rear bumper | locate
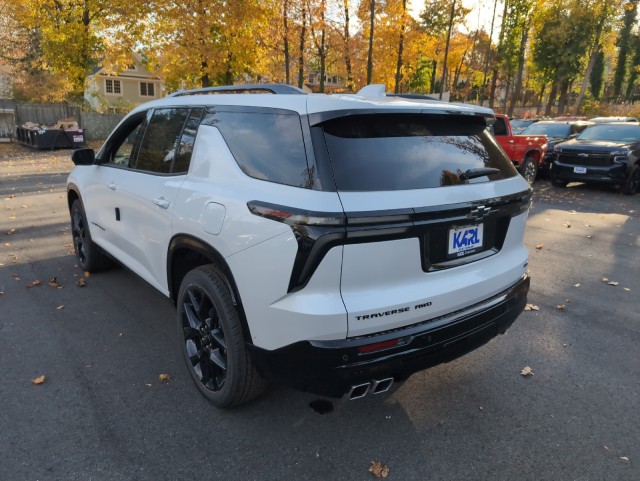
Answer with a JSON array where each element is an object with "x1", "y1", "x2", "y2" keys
[{"x1": 249, "y1": 273, "x2": 530, "y2": 398}]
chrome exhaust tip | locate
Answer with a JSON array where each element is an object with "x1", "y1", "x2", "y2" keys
[
  {"x1": 348, "y1": 382, "x2": 371, "y2": 400},
  {"x1": 371, "y1": 377, "x2": 394, "y2": 394}
]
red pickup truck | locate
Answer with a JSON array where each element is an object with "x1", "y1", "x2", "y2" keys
[{"x1": 491, "y1": 114, "x2": 548, "y2": 184}]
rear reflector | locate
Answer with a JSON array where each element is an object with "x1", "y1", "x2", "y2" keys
[{"x1": 358, "y1": 339, "x2": 399, "y2": 353}]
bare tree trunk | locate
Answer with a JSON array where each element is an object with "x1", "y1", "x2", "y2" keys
[
  {"x1": 536, "y1": 83, "x2": 546, "y2": 115},
  {"x1": 319, "y1": 0, "x2": 326, "y2": 93},
  {"x1": 439, "y1": 0, "x2": 456, "y2": 100},
  {"x1": 367, "y1": 0, "x2": 375, "y2": 84},
  {"x1": 507, "y1": 17, "x2": 530, "y2": 116},
  {"x1": 545, "y1": 79, "x2": 558, "y2": 117},
  {"x1": 557, "y1": 78, "x2": 570, "y2": 115},
  {"x1": 297, "y1": 6, "x2": 306, "y2": 89},
  {"x1": 394, "y1": 0, "x2": 407, "y2": 93},
  {"x1": 573, "y1": 3, "x2": 607, "y2": 115},
  {"x1": 489, "y1": 0, "x2": 509, "y2": 108},
  {"x1": 343, "y1": 0, "x2": 353, "y2": 90},
  {"x1": 283, "y1": 0, "x2": 290, "y2": 84},
  {"x1": 430, "y1": 59, "x2": 437, "y2": 94},
  {"x1": 481, "y1": 0, "x2": 499, "y2": 105}
]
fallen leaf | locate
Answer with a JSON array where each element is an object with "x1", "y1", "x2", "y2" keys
[
  {"x1": 535, "y1": 244, "x2": 544, "y2": 250},
  {"x1": 620, "y1": 456, "x2": 629, "y2": 462},
  {"x1": 624, "y1": 288, "x2": 631, "y2": 291},
  {"x1": 520, "y1": 366, "x2": 534, "y2": 377},
  {"x1": 602, "y1": 277, "x2": 609, "y2": 283},
  {"x1": 56, "y1": 305, "x2": 64, "y2": 310},
  {"x1": 25, "y1": 280, "x2": 41, "y2": 288},
  {"x1": 84, "y1": 271, "x2": 90, "y2": 278},
  {"x1": 48, "y1": 277, "x2": 63, "y2": 288},
  {"x1": 524, "y1": 304, "x2": 539, "y2": 311},
  {"x1": 369, "y1": 461, "x2": 389, "y2": 478},
  {"x1": 556, "y1": 304, "x2": 566, "y2": 310},
  {"x1": 604, "y1": 446, "x2": 609, "y2": 450},
  {"x1": 32, "y1": 375, "x2": 46, "y2": 385},
  {"x1": 574, "y1": 283, "x2": 581, "y2": 288},
  {"x1": 6, "y1": 228, "x2": 15, "y2": 235},
  {"x1": 145, "y1": 383, "x2": 152, "y2": 387},
  {"x1": 76, "y1": 278, "x2": 86, "y2": 287},
  {"x1": 159, "y1": 373, "x2": 171, "y2": 382},
  {"x1": 607, "y1": 281, "x2": 619, "y2": 286}
]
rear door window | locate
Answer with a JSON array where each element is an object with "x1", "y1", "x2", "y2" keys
[
  {"x1": 320, "y1": 113, "x2": 517, "y2": 191},
  {"x1": 135, "y1": 108, "x2": 190, "y2": 174}
]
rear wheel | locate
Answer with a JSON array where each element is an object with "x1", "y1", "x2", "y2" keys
[
  {"x1": 177, "y1": 265, "x2": 268, "y2": 408},
  {"x1": 520, "y1": 157, "x2": 538, "y2": 185},
  {"x1": 621, "y1": 165, "x2": 640, "y2": 195},
  {"x1": 70, "y1": 199, "x2": 111, "y2": 272}
]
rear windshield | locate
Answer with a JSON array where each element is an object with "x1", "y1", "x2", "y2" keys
[{"x1": 321, "y1": 114, "x2": 517, "y2": 191}]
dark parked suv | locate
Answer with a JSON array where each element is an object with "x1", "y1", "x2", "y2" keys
[{"x1": 551, "y1": 123, "x2": 640, "y2": 194}]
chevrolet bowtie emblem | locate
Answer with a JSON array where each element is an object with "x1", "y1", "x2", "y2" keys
[{"x1": 468, "y1": 206, "x2": 491, "y2": 221}]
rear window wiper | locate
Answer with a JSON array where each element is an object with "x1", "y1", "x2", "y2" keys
[{"x1": 459, "y1": 168, "x2": 501, "y2": 181}]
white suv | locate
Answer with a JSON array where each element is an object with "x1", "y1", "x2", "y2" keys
[{"x1": 67, "y1": 84, "x2": 531, "y2": 408}]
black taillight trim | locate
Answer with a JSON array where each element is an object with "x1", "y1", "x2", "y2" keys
[{"x1": 247, "y1": 189, "x2": 531, "y2": 293}]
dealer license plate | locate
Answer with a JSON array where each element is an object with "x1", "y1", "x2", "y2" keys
[
  {"x1": 573, "y1": 166, "x2": 587, "y2": 174},
  {"x1": 448, "y1": 224, "x2": 484, "y2": 258}
]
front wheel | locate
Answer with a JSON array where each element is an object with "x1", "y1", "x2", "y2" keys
[
  {"x1": 621, "y1": 165, "x2": 640, "y2": 195},
  {"x1": 177, "y1": 265, "x2": 268, "y2": 408},
  {"x1": 520, "y1": 157, "x2": 538, "y2": 185},
  {"x1": 70, "y1": 199, "x2": 111, "y2": 272}
]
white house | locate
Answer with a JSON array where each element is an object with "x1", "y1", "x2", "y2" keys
[{"x1": 85, "y1": 52, "x2": 163, "y2": 113}]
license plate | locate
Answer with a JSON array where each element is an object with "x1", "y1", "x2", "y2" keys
[
  {"x1": 448, "y1": 224, "x2": 484, "y2": 257},
  {"x1": 573, "y1": 166, "x2": 587, "y2": 174}
]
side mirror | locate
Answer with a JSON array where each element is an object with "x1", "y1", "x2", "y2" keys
[{"x1": 72, "y1": 148, "x2": 95, "y2": 166}]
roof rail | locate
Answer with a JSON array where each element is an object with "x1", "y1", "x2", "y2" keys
[{"x1": 168, "y1": 84, "x2": 306, "y2": 97}]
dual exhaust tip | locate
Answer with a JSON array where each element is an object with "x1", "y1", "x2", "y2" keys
[{"x1": 348, "y1": 377, "x2": 394, "y2": 400}]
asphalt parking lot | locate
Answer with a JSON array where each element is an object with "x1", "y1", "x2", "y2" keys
[{"x1": 1, "y1": 144, "x2": 638, "y2": 481}]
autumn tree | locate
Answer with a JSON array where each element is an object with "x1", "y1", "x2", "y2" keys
[
  {"x1": 612, "y1": 0, "x2": 638, "y2": 98},
  {"x1": 3, "y1": 0, "x2": 150, "y2": 100}
]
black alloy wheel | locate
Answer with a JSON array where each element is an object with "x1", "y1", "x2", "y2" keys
[
  {"x1": 177, "y1": 265, "x2": 268, "y2": 408},
  {"x1": 181, "y1": 283, "x2": 228, "y2": 392},
  {"x1": 70, "y1": 199, "x2": 110, "y2": 272}
]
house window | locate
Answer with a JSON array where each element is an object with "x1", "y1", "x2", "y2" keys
[
  {"x1": 105, "y1": 79, "x2": 122, "y2": 95},
  {"x1": 140, "y1": 82, "x2": 155, "y2": 97}
]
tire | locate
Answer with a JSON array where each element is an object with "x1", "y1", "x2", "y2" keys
[
  {"x1": 551, "y1": 177, "x2": 567, "y2": 188},
  {"x1": 520, "y1": 157, "x2": 538, "y2": 185},
  {"x1": 621, "y1": 165, "x2": 640, "y2": 195},
  {"x1": 176, "y1": 265, "x2": 268, "y2": 408},
  {"x1": 70, "y1": 199, "x2": 111, "y2": 272}
]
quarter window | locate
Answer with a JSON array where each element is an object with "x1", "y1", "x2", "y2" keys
[
  {"x1": 173, "y1": 108, "x2": 204, "y2": 174},
  {"x1": 203, "y1": 109, "x2": 310, "y2": 188}
]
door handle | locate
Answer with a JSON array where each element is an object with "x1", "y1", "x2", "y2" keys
[
  {"x1": 153, "y1": 197, "x2": 170, "y2": 209},
  {"x1": 107, "y1": 182, "x2": 117, "y2": 190}
]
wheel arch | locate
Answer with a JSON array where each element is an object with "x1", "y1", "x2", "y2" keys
[
  {"x1": 67, "y1": 184, "x2": 81, "y2": 211},
  {"x1": 167, "y1": 235, "x2": 253, "y2": 341},
  {"x1": 523, "y1": 149, "x2": 541, "y2": 164}
]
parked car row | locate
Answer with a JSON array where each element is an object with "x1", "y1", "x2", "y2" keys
[{"x1": 495, "y1": 115, "x2": 640, "y2": 194}]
